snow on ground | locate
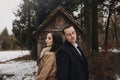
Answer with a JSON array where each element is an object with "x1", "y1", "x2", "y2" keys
[
  {"x1": 0, "y1": 50, "x2": 119, "y2": 80},
  {"x1": 108, "y1": 48, "x2": 120, "y2": 53},
  {"x1": 0, "y1": 50, "x2": 30, "y2": 62},
  {"x1": 99, "y1": 47, "x2": 120, "y2": 53},
  {"x1": 116, "y1": 74, "x2": 120, "y2": 80},
  {"x1": 0, "y1": 60, "x2": 37, "y2": 80},
  {"x1": 0, "y1": 50, "x2": 37, "y2": 80}
]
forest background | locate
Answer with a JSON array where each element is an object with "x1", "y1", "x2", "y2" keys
[{"x1": 0, "y1": 0, "x2": 120, "y2": 79}]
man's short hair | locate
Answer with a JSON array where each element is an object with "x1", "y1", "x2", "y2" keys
[{"x1": 62, "y1": 24, "x2": 73, "y2": 34}]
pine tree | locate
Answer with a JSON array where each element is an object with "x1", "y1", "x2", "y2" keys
[{"x1": 0, "y1": 28, "x2": 10, "y2": 50}]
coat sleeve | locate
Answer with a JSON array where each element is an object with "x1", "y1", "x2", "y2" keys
[
  {"x1": 56, "y1": 49, "x2": 70, "y2": 80},
  {"x1": 36, "y1": 53, "x2": 55, "y2": 80}
]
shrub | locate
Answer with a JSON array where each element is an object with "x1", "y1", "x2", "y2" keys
[{"x1": 87, "y1": 52, "x2": 120, "y2": 80}]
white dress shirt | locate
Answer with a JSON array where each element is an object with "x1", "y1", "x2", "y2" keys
[{"x1": 73, "y1": 43, "x2": 82, "y2": 55}]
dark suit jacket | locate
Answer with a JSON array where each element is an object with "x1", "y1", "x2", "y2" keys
[{"x1": 56, "y1": 41, "x2": 88, "y2": 80}]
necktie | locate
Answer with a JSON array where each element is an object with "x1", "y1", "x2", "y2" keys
[
  {"x1": 76, "y1": 46, "x2": 82, "y2": 56},
  {"x1": 76, "y1": 46, "x2": 85, "y2": 62}
]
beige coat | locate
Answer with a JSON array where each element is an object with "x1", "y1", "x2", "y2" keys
[{"x1": 36, "y1": 47, "x2": 56, "y2": 80}]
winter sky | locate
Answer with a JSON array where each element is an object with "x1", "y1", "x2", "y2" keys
[
  {"x1": 0, "y1": 0, "x2": 21, "y2": 34},
  {"x1": 0, "y1": 0, "x2": 81, "y2": 35}
]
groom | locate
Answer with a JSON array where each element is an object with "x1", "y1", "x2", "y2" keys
[{"x1": 56, "y1": 24, "x2": 88, "y2": 80}]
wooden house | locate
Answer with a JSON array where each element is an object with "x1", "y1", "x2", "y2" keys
[{"x1": 34, "y1": 6, "x2": 86, "y2": 57}]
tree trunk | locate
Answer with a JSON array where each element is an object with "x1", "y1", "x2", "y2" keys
[
  {"x1": 91, "y1": 0, "x2": 98, "y2": 53},
  {"x1": 84, "y1": 0, "x2": 92, "y2": 53},
  {"x1": 111, "y1": 13, "x2": 119, "y2": 49},
  {"x1": 104, "y1": 9, "x2": 112, "y2": 52},
  {"x1": 114, "y1": 20, "x2": 118, "y2": 48}
]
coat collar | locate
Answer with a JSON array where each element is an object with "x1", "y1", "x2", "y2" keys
[
  {"x1": 40, "y1": 46, "x2": 51, "y2": 58},
  {"x1": 64, "y1": 41, "x2": 86, "y2": 63}
]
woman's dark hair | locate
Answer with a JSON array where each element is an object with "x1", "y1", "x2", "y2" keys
[{"x1": 50, "y1": 32, "x2": 63, "y2": 52}]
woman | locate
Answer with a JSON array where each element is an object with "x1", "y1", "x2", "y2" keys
[{"x1": 36, "y1": 32, "x2": 63, "y2": 80}]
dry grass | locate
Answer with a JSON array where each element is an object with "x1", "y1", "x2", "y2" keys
[
  {"x1": 0, "y1": 54, "x2": 33, "y2": 64},
  {"x1": 87, "y1": 52, "x2": 120, "y2": 80},
  {"x1": 10, "y1": 54, "x2": 33, "y2": 61}
]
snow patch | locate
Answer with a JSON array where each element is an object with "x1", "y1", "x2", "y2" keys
[
  {"x1": 0, "y1": 50, "x2": 30, "y2": 62},
  {"x1": 108, "y1": 49, "x2": 120, "y2": 53},
  {"x1": 0, "y1": 60, "x2": 37, "y2": 80},
  {"x1": 0, "y1": 50, "x2": 37, "y2": 80}
]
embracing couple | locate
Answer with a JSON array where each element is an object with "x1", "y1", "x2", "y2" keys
[{"x1": 36, "y1": 24, "x2": 88, "y2": 80}]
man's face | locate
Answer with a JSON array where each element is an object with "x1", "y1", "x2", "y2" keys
[{"x1": 64, "y1": 26, "x2": 77, "y2": 44}]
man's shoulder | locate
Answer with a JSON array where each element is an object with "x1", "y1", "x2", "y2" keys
[
  {"x1": 57, "y1": 43, "x2": 69, "y2": 52},
  {"x1": 60, "y1": 43, "x2": 68, "y2": 48}
]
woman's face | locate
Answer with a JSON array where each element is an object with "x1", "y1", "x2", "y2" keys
[{"x1": 45, "y1": 33, "x2": 53, "y2": 47}]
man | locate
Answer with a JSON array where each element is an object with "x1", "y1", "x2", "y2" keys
[{"x1": 56, "y1": 24, "x2": 88, "y2": 80}]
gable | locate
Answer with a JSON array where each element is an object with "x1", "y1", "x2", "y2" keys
[{"x1": 34, "y1": 6, "x2": 86, "y2": 36}]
